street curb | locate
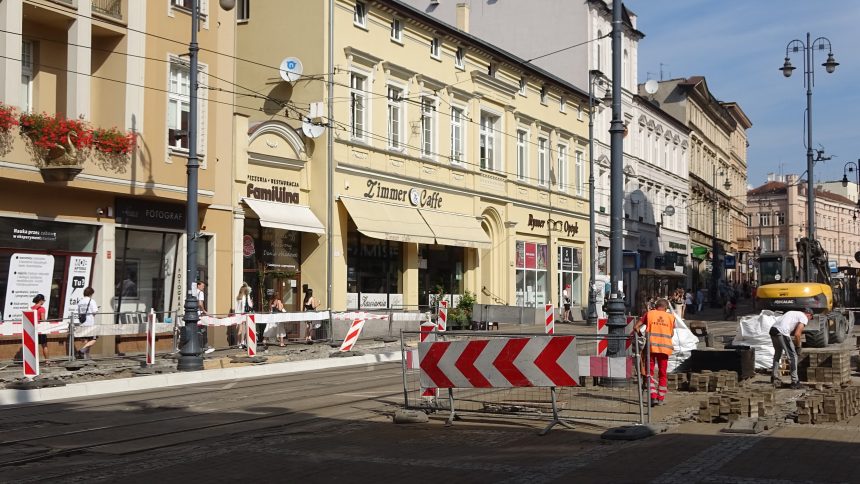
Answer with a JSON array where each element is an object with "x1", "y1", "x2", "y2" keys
[{"x1": 0, "y1": 351, "x2": 403, "y2": 406}]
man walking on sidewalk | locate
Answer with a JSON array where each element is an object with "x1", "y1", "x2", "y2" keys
[
  {"x1": 634, "y1": 298, "x2": 676, "y2": 406},
  {"x1": 770, "y1": 308, "x2": 812, "y2": 389}
]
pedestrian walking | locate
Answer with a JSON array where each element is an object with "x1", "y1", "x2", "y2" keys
[
  {"x1": 31, "y1": 294, "x2": 51, "y2": 365},
  {"x1": 684, "y1": 289, "x2": 694, "y2": 315},
  {"x1": 633, "y1": 298, "x2": 676, "y2": 406},
  {"x1": 770, "y1": 308, "x2": 812, "y2": 389},
  {"x1": 75, "y1": 287, "x2": 99, "y2": 359},
  {"x1": 234, "y1": 283, "x2": 253, "y2": 349},
  {"x1": 196, "y1": 281, "x2": 214, "y2": 354},
  {"x1": 695, "y1": 288, "x2": 705, "y2": 313},
  {"x1": 270, "y1": 296, "x2": 288, "y2": 347},
  {"x1": 562, "y1": 285, "x2": 572, "y2": 323},
  {"x1": 303, "y1": 288, "x2": 319, "y2": 344}
]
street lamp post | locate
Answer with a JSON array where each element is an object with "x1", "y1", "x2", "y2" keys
[
  {"x1": 605, "y1": 0, "x2": 626, "y2": 356},
  {"x1": 710, "y1": 169, "x2": 731, "y2": 308},
  {"x1": 177, "y1": 0, "x2": 234, "y2": 372},
  {"x1": 842, "y1": 160, "x2": 860, "y2": 217},
  {"x1": 780, "y1": 33, "x2": 838, "y2": 282},
  {"x1": 587, "y1": 69, "x2": 610, "y2": 327}
]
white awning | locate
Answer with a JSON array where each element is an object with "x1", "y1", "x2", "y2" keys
[
  {"x1": 420, "y1": 209, "x2": 492, "y2": 249},
  {"x1": 242, "y1": 198, "x2": 325, "y2": 234},
  {"x1": 340, "y1": 197, "x2": 436, "y2": 245}
]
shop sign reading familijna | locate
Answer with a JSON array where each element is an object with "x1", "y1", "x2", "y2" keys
[{"x1": 247, "y1": 175, "x2": 300, "y2": 204}]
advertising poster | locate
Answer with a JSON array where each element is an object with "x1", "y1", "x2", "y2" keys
[
  {"x1": 525, "y1": 242, "x2": 536, "y2": 269},
  {"x1": 3, "y1": 253, "x2": 54, "y2": 322},
  {"x1": 515, "y1": 241, "x2": 525, "y2": 268},
  {"x1": 536, "y1": 244, "x2": 547, "y2": 270},
  {"x1": 561, "y1": 247, "x2": 572, "y2": 271},
  {"x1": 63, "y1": 256, "x2": 92, "y2": 317}
]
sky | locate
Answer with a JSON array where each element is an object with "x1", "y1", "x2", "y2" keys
[{"x1": 626, "y1": 0, "x2": 860, "y2": 188}]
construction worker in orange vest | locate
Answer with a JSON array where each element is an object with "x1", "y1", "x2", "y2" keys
[{"x1": 633, "y1": 298, "x2": 676, "y2": 406}]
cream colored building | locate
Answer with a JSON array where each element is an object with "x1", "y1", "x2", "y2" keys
[
  {"x1": 0, "y1": 0, "x2": 237, "y2": 356},
  {"x1": 234, "y1": 0, "x2": 593, "y2": 316}
]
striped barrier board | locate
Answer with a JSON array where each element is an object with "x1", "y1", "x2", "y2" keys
[
  {"x1": 419, "y1": 322, "x2": 438, "y2": 398},
  {"x1": 339, "y1": 319, "x2": 366, "y2": 352},
  {"x1": 437, "y1": 307, "x2": 447, "y2": 332},
  {"x1": 21, "y1": 311, "x2": 39, "y2": 378},
  {"x1": 596, "y1": 316, "x2": 636, "y2": 356},
  {"x1": 544, "y1": 304, "x2": 554, "y2": 335},
  {"x1": 247, "y1": 314, "x2": 257, "y2": 357},
  {"x1": 145, "y1": 311, "x2": 156, "y2": 366},
  {"x1": 578, "y1": 355, "x2": 634, "y2": 379},
  {"x1": 419, "y1": 335, "x2": 579, "y2": 389}
]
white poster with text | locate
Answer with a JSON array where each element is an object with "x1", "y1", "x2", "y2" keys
[
  {"x1": 63, "y1": 256, "x2": 92, "y2": 318},
  {"x1": 3, "y1": 253, "x2": 54, "y2": 322}
]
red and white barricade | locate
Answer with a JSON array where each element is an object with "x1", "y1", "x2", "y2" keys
[
  {"x1": 419, "y1": 335, "x2": 579, "y2": 388},
  {"x1": 246, "y1": 314, "x2": 257, "y2": 356},
  {"x1": 145, "y1": 310, "x2": 157, "y2": 366},
  {"x1": 544, "y1": 304, "x2": 554, "y2": 335},
  {"x1": 437, "y1": 301, "x2": 448, "y2": 332},
  {"x1": 419, "y1": 321, "x2": 438, "y2": 398},
  {"x1": 0, "y1": 321, "x2": 69, "y2": 336},
  {"x1": 596, "y1": 316, "x2": 636, "y2": 356},
  {"x1": 339, "y1": 318, "x2": 366, "y2": 352},
  {"x1": 21, "y1": 310, "x2": 39, "y2": 378},
  {"x1": 578, "y1": 355, "x2": 634, "y2": 379}
]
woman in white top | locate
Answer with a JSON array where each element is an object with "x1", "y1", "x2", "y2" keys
[
  {"x1": 75, "y1": 287, "x2": 99, "y2": 358},
  {"x1": 235, "y1": 283, "x2": 253, "y2": 348}
]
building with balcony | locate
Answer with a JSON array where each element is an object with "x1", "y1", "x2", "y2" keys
[
  {"x1": 234, "y1": 0, "x2": 593, "y2": 314},
  {"x1": 0, "y1": 0, "x2": 237, "y2": 355}
]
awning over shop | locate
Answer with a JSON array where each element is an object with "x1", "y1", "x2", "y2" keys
[
  {"x1": 242, "y1": 198, "x2": 325, "y2": 234},
  {"x1": 340, "y1": 197, "x2": 436, "y2": 245},
  {"x1": 691, "y1": 245, "x2": 710, "y2": 259},
  {"x1": 419, "y1": 210, "x2": 491, "y2": 249},
  {"x1": 639, "y1": 268, "x2": 686, "y2": 278}
]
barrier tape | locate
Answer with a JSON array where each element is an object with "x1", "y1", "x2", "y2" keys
[
  {"x1": 199, "y1": 311, "x2": 330, "y2": 327},
  {"x1": 0, "y1": 321, "x2": 69, "y2": 336},
  {"x1": 74, "y1": 322, "x2": 175, "y2": 337}
]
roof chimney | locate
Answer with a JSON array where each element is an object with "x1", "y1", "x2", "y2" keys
[{"x1": 456, "y1": 2, "x2": 470, "y2": 33}]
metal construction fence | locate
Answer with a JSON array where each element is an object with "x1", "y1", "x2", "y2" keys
[{"x1": 401, "y1": 331, "x2": 650, "y2": 431}]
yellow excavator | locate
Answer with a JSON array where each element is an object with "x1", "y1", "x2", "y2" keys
[{"x1": 754, "y1": 237, "x2": 855, "y2": 347}]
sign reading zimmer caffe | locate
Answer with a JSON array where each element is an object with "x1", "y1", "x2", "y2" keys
[{"x1": 363, "y1": 179, "x2": 442, "y2": 209}]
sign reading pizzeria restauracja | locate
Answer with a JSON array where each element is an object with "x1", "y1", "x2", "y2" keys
[
  {"x1": 527, "y1": 213, "x2": 579, "y2": 237},
  {"x1": 247, "y1": 174, "x2": 300, "y2": 204},
  {"x1": 363, "y1": 179, "x2": 442, "y2": 209}
]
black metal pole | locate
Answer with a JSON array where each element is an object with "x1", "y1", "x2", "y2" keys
[
  {"x1": 586, "y1": 70, "x2": 600, "y2": 326},
  {"x1": 178, "y1": 0, "x2": 203, "y2": 371},
  {"x1": 804, "y1": 32, "x2": 815, "y2": 283},
  {"x1": 710, "y1": 169, "x2": 720, "y2": 307},
  {"x1": 606, "y1": 0, "x2": 626, "y2": 356}
]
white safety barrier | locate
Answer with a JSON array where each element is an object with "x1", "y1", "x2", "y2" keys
[
  {"x1": 0, "y1": 321, "x2": 69, "y2": 336},
  {"x1": 145, "y1": 311, "x2": 157, "y2": 366},
  {"x1": 74, "y1": 322, "x2": 175, "y2": 337},
  {"x1": 247, "y1": 314, "x2": 258, "y2": 356}
]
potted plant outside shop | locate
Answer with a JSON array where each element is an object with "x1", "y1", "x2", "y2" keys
[
  {"x1": 0, "y1": 103, "x2": 18, "y2": 157},
  {"x1": 19, "y1": 112, "x2": 92, "y2": 182}
]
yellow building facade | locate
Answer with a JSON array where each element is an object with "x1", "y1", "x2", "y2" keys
[
  {"x1": 234, "y1": 0, "x2": 592, "y2": 316},
  {"x1": 0, "y1": 0, "x2": 236, "y2": 355}
]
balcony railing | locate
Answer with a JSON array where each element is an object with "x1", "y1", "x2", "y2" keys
[{"x1": 91, "y1": 0, "x2": 122, "y2": 19}]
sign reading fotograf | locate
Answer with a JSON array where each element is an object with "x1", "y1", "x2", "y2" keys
[{"x1": 115, "y1": 197, "x2": 185, "y2": 230}]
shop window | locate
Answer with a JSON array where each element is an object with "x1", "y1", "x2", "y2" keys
[
  {"x1": 418, "y1": 245, "x2": 464, "y2": 307},
  {"x1": 515, "y1": 241, "x2": 548, "y2": 307},
  {"x1": 114, "y1": 229, "x2": 180, "y2": 322},
  {"x1": 346, "y1": 227, "x2": 403, "y2": 309},
  {"x1": 557, "y1": 246, "x2": 583, "y2": 308},
  {"x1": 243, "y1": 220, "x2": 301, "y2": 312}
]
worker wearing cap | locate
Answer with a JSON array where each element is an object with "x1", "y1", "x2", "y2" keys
[
  {"x1": 770, "y1": 308, "x2": 813, "y2": 389},
  {"x1": 633, "y1": 298, "x2": 675, "y2": 406}
]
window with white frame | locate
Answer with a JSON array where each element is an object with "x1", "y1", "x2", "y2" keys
[
  {"x1": 575, "y1": 150, "x2": 584, "y2": 195},
  {"x1": 386, "y1": 85, "x2": 403, "y2": 150},
  {"x1": 430, "y1": 37, "x2": 440, "y2": 58},
  {"x1": 559, "y1": 97, "x2": 566, "y2": 113},
  {"x1": 759, "y1": 212, "x2": 771, "y2": 227},
  {"x1": 420, "y1": 96, "x2": 436, "y2": 158},
  {"x1": 479, "y1": 112, "x2": 499, "y2": 171},
  {"x1": 354, "y1": 1, "x2": 367, "y2": 27},
  {"x1": 450, "y1": 106, "x2": 465, "y2": 163},
  {"x1": 557, "y1": 144, "x2": 568, "y2": 191},
  {"x1": 516, "y1": 129, "x2": 528, "y2": 181},
  {"x1": 537, "y1": 137, "x2": 548, "y2": 186},
  {"x1": 390, "y1": 18, "x2": 402, "y2": 42},
  {"x1": 540, "y1": 86, "x2": 547, "y2": 104},
  {"x1": 20, "y1": 40, "x2": 34, "y2": 113},
  {"x1": 172, "y1": 0, "x2": 193, "y2": 9},
  {"x1": 519, "y1": 77, "x2": 527, "y2": 96},
  {"x1": 237, "y1": 0, "x2": 250, "y2": 21},
  {"x1": 350, "y1": 72, "x2": 367, "y2": 141},
  {"x1": 777, "y1": 212, "x2": 786, "y2": 225},
  {"x1": 455, "y1": 47, "x2": 465, "y2": 69},
  {"x1": 167, "y1": 60, "x2": 191, "y2": 150}
]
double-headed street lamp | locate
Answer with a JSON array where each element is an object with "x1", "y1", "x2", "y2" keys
[
  {"x1": 779, "y1": 33, "x2": 838, "y2": 282},
  {"x1": 178, "y1": 0, "x2": 235, "y2": 372},
  {"x1": 587, "y1": 69, "x2": 611, "y2": 327},
  {"x1": 710, "y1": 169, "x2": 731, "y2": 307},
  {"x1": 842, "y1": 160, "x2": 860, "y2": 217}
]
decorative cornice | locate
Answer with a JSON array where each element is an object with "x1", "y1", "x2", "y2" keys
[{"x1": 470, "y1": 70, "x2": 519, "y2": 98}]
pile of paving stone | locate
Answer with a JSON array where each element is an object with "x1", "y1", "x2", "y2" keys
[
  {"x1": 697, "y1": 388, "x2": 776, "y2": 423},
  {"x1": 798, "y1": 348, "x2": 852, "y2": 385},
  {"x1": 795, "y1": 385, "x2": 860, "y2": 424},
  {"x1": 666, "y1": 370, "x2": 739, "y2": 392}
]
